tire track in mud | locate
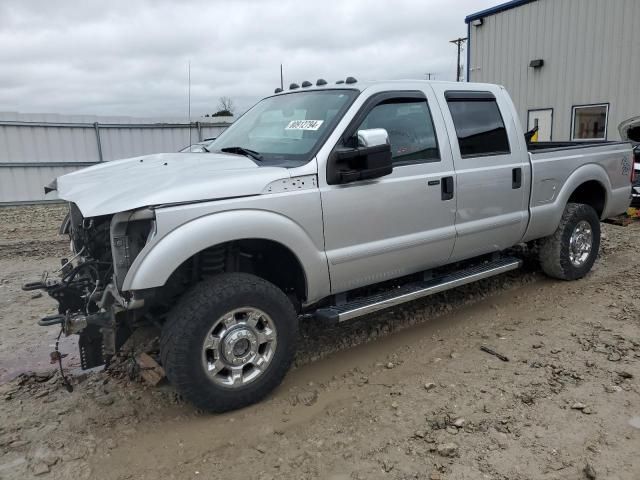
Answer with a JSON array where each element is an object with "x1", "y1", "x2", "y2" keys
[
  {"x1": 294, "y1": 222, "x2": 636, "y2": 367},
  {"x1": 0, "y1": 206, "x2": 638, "y2": 480}
]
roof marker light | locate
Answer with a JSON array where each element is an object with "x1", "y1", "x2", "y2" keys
[
  {"x1": 274, "y1": 87, "x2": 283, "y2": 93},
  {"x1": 345, "y1": 76, "x2": 357, "y2": 84},
  {"x1": 316, "y1": 79, "x2": 327, "y2": 86},
  {"x1": 289, "y1": 83, "x2": 299, "y2": 90},
  {"x1": 301, "y1": 81, "x2": 312, "y2": 87}
]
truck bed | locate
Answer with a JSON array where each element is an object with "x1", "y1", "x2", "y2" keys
[
  {"x1": 527, "y1": 140, "x2": 629, "y2": 152},
  {"x1": 523, "y1": 140, "x2": 633, "y2": 243}
]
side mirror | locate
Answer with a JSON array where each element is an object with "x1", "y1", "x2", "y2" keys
[
  {"x1": 357, "y1": 128, "x2": 390, "y2": 148},
  {"x1": 328, "y1": 128, "x2": 393, "y2": 184}
]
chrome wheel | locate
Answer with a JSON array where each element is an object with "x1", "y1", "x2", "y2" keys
[
  {"x1": 202, "y1": 307, "x2": 278, "y2": 388},
  {"x1": 569, "y1": 220, "x2": 593, "y2": 267}
]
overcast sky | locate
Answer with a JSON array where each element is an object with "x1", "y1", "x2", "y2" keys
[{"x1": 0, "y1": 0, "x2": 496, "y2": 118}]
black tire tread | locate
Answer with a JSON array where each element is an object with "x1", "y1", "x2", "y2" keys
[
  {"x1": 538, "y1": 202, "x2": 600, "y2": 280},
  {"x1": 160, "y1": 273, "x2": 297, "y2": 412}
]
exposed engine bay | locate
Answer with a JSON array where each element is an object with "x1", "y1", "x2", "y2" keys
[
  {"x1": 23, "y1": 203, "x2": 155, "y2": 370},
  {"x1": 22, "y1": 202, "x2": 269, "y2": 372}
]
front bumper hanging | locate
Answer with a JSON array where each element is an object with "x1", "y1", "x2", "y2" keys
[{"x1": 22, "y1": 267, "x2": 126, "y2": 370}]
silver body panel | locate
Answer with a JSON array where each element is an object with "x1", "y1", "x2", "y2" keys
[
  {"x1": 523, "y1": 144, "x2": 633, "y2": 241},
  {"x1": 51, "y1": 80, "x2": 633, "y2": 307},
  {"x1": 431, "y1": 83, "x2": 532, "y2": 261},
  {"x1": 319, "y1": 83, "x2": 457, "y2": 293},
  {"x1": 123, "y1": 170, "x2": 330, "y2": 304},
  {"x1": 55, "y1": 152, "x2": 285, "y2": 218}
]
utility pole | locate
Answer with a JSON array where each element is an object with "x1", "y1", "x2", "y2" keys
[
  {"x1": 449, "y1": 37, "x2": 467, "y2": 82},
  {"x1": 425, "y1": 72, "x2": 435, "y2": 80},
  {"x1": 187, "y1": 60, "x2": 192, "y2": 150}
]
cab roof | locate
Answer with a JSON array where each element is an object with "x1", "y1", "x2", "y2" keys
[{"x1": 271, "y1": 78, "x2": 501, "y2": 96}]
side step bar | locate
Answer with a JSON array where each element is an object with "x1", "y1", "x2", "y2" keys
[{"x1": 315, "y1": 256, "x2": 522, "y2": 323}]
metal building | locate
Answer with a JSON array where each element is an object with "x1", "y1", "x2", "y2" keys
[
  {"x1": 466, "y1": 0, "x2": 640, "y2": 142},
  {"x1": 0, "y1": 112, "x2": 232, "y2": 204}
]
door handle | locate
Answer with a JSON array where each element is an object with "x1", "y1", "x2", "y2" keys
[
  {"x1": 441, "y1": 176, "x2": 454, "y2": 200},
  {"x1": 512, "y1": 168, "x2": 522, "y2": 189}
]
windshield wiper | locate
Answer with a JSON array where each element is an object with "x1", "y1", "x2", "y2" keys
[{"x1": 219, "y1": 146, "x2": 263, "y2": 162}]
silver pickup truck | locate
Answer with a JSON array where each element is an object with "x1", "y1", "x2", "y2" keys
[{"x1": 27, "y1": 79, "x2": 633, "y2": 412}]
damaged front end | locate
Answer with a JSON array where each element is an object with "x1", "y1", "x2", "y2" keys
[{"x1": 23, "y1": 203, "x2": 156, "y2": 370}]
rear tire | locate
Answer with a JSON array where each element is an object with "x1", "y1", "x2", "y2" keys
[
  {"x1": 160, "y1": 273, "x2": 298, "y2": 412},
  {"x1": 538, "y1": 202, "x2": 600, "y2": 280}
]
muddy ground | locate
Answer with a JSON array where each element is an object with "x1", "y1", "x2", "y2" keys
[{"x1": 0, "y1": 205, "x2": 638, "y2": 480}]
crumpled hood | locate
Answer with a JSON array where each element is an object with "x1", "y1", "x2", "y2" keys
[{"x1": 54, "y1": 152, "x2": 290, "y2": 217}]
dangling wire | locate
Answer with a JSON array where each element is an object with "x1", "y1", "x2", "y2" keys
[{"x1": 54, "y1": 326, "x2": 74, "y2": 393}]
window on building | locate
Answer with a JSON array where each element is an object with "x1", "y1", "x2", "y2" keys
[
  {"x1": 571, "y1": 104, "x2": 608, "y2": 141},
  {"x1": 445, "y1": 93, "x2": 510, "y2": 157},
  {"x1": 357, "y1": 99, "x2": 440, "y2": 165}
]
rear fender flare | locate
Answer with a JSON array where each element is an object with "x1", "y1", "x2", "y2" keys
[
  {"x1": 524, "y1": 163, "x2": 611, "y2": 242},
  {"x1": 557, "y1": 164, "x2": 611, "y2": 215}
]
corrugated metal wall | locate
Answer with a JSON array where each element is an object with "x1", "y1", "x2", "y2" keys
[
  {"x1": 468, "y1": 0, "x2": 640, "y2": 141},
  {"x1": 0, "y1": 112, "x2": 231, "y2": 204}
]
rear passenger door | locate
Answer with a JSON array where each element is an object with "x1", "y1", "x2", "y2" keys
[{"x1": 432, "y1": 88, "x2": 530, "y2": 260}]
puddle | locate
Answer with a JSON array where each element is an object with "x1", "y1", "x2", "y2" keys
[{"x1": 0, "y1": 333, "x2": 79, "y2": 384}]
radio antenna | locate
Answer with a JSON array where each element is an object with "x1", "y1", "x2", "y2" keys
[{"x1": 280, "y1": 64, "x2": 284, "y2": 90}]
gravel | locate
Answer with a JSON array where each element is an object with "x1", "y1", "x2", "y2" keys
[{"x1": 0, "y1": 205, "x2": 639, "y2": 480}]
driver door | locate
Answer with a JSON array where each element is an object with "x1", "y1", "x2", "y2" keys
[{"x1": 320, "y1": 90, "x2": 457, "y2": 294}]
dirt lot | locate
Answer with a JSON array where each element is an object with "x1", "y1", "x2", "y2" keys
[{"x1": 0, "y1": 205, "x2": 639, "y2": 480}]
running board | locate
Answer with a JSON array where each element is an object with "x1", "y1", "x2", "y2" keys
[{"x1": 314, "y1": 257, "x2": 522, "y2": 323}]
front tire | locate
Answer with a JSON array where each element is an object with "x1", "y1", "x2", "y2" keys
[
  {"x1": 160, "y1": 273, "x2": 298, "y2": 412},
  {"x1": 538, "y1": 202, "x2": 600, "y2": 280}
]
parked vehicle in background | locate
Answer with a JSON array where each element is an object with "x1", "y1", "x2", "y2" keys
[
  {"x1": 27, "y1": 79, "x2": 633, "y2": 412},
  {"x1": 619, "y1": 117, "x2": 640, "y2": 206},
  {"x1": 179, "y1": 137, "x2": 217, "y2": 153}
]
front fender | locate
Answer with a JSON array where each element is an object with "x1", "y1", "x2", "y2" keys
[{"x1": 122, "y1": 209, "x2": 330, "y2": 304}]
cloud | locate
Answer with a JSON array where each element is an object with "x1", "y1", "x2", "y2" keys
[{"x1": 0, "y1": 0, "x2": 496, "y2": 117}]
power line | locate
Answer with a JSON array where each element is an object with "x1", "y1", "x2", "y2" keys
[{"x1": 449, "y1": 37, "x2": 467, "y2": 82}]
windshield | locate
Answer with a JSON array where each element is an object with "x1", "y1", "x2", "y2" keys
[{"x1": 209, "y1": 89, "x2": 358, "y2": 165}]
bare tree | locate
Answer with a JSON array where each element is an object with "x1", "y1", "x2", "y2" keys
[{"x1": 214, "y1": 96, "x2": 234, "y2": 116}]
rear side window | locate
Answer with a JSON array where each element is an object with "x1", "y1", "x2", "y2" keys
[
  {"x1": 446, "y1": 92, "x2": 510, "y2": 157},
  {"x1": 357, "y1": 99, "x2": 440, "y2": 165}
]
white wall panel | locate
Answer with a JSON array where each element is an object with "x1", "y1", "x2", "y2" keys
[
  {"x1": 468, "y1": 0, "x2": 640, "y2": 141},
  {"x1": 0, "y1": 112, "x2": 231, "y2": 203}
]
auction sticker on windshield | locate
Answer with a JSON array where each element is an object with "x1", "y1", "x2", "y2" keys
[{"x1": 285, "y1": 120, "x2": 324, "y2": 130}]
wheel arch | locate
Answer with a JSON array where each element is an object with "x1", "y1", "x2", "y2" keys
[
  {"x1": 555, "y1": 164, "x2": 612, "y2": 220},
  {"x1": 523, "y1": 164, "x2": 611, "y2": 242},
  {"x1": 567, "y1": 179, "x2": 606, "y2": 218},
  {"x1": 123, "y1": 209, "x2": 330, "y2": 305}
]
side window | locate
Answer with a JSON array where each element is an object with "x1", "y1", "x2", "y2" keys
[
  {"x1": 446, "y1": 93, "x2": 510, "y2": 157},
  {"x1": 357, "y1": 99, "x2": 440, "y2": 164}
]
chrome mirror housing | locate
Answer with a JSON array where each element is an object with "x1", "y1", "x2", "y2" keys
[{"x1": 357, "y1": 128, "x2": 389, "y2": 148}]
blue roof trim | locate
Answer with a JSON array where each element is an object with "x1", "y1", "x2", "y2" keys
[{"x1": 465, "y1": 0, "x2": 537, "y2": 23}]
